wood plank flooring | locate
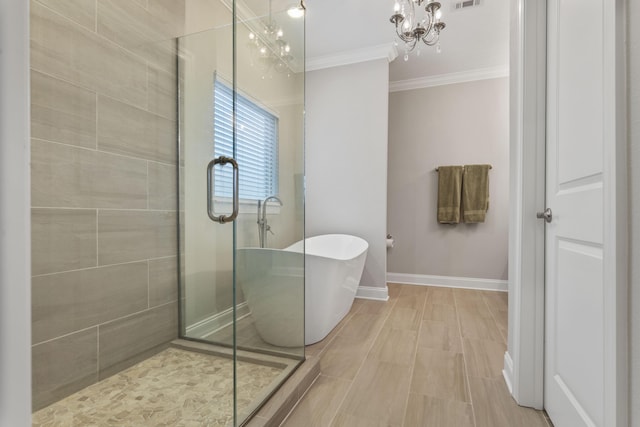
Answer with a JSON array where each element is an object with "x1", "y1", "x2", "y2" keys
[{"x1": 281, "y1": 284, "x2": 551, "y2": 427}]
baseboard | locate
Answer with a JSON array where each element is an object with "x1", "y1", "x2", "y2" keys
[
  {"x1": 503, "y1": 351, "x2": 514, "y2": 394},
  {"x1": 386, "y1": 272, "x2": 508, "y2": 292},
  {"x1": 355, "y1": 285, "x2": 389, "y2": 301},
  {"x1": 186, "y1": 302, "x2": 250, "y2": 339}
]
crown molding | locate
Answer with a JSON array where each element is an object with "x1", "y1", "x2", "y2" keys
[
  {"x1": 306, "y1": 43, "x2": 398, "y2": 72},
  {"x1": 389, "y1": 65, "x2": 510, "y2": 92}
]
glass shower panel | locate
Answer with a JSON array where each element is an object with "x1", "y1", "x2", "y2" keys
[
  {"x1": 178, "y1": 0, "x2": 305, "y2": 424},
  {"x1": 234, "y1": 3, "x2": 305, "y2": 421},
  {"x1": 178, "y1": 19, "x2": 236, "y2": 425}
]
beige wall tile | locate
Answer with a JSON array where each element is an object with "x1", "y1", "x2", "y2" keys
[
  {"x1": 410, "y1": 347, "x2": 469, "y2": 403},
  {"x1": 149, "y1": 257, "x2": 178, "y2": 307},
  {"x1": 148, "y1": 65, "x2": 177, "y2": 120},
  {"x1": 32, "y1": 262, "x2": 148, "y2": 344},
  {"x1": 98, "y1": 303, "x2": 178, "y2": 377},
  {"x1": 97, "y1": 0, "x2": 182, "y2": 49},
  {"x1": 149, "y1": 161, "x2": 177, "y2": 210},
  {"x1": 32, "y1": 327, "x2": 98, "y2": 411},
  {"x1": 282, "y1": 375, "x2": 351, "y2": 427},
  {"x1": 148, "y1": 0, "x2": 185, "y2": 36},
  {"x1": 31, "y1": 70, "x2": 96, "y2": 148},
  {"x1": 404, "y1": 394, "x2": 475, "y2": 427},
  {"x1": 338, "y1": 359, "x2": 411, "y2": 426},
  {"x1": 31, "y1": 139, "x2": 148, "y2": 209},
  {"x1": 31, "y1": 1, "x2": 147, "y2": 108},
  {"x1": 98, "y1": 210, "x2": 177, "y2": 265},
  {"x1": 32, "y1": 208, "x2": 97, "y2": 275},
  {"x1": 97, "y1": 96, "x2": 176, "y2": 164},
  {"x1": 35, "y1": 0, "x2": 97, "y2": 31},
  {"x1": 97, "y1": 0, "x2": 183, "y2": 73}
]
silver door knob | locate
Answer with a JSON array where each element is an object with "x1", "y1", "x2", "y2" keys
[{"x1": 536, "y1": 208, "x2": 552, "y2": 223}]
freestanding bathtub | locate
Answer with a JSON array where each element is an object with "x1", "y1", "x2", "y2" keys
[{"x1": 236, "y1": 234, "x2": 368, "y2": 347}]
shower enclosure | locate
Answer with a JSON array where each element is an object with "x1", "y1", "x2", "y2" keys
[
  {"x1": 177, "y1": 0, "x2": 305, "y2": 423},
  {"x1": 30, "y1": 0, "x2": 304, "y2": 426}
]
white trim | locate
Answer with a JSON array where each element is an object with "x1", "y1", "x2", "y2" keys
[
  {"x1": 387, "y1": 272, "x2": 508, "y2": 292},
  {"x1": 389, "y1": 65, "x2": 510, "y2": 92},
  {"x1": 603, "y1": 0, "x2": 628, "y2": 422},
  {"x1": 503, "y1": 351, "x2": 514, "y2": 394},
  {"x1": 186, "y1": 302, "x2": 251, "y2": 339},
  {"x1": 507, "y1": 0, "x2": 546, "y2": 410},
  {"x1": 355, "y1": 285, "x2": 389, "y2": 301},
  {"x1": 0, "y1": 0, "x2": 32, "y2": 424},
  {"x1": 306, "y1": 44, "x2": 398, "y2": 72}
]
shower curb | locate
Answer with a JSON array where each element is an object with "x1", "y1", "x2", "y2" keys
[{"x1": 246, "y1": 356, "x2": 321, "y2": 427}]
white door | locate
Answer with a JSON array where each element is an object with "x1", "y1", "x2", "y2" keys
[{"x1": 544, "y1": 0, "x2": 624, "y2": 426}]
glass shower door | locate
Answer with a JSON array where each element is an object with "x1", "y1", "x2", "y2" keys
[{"x1": 178, "y1": 0, "x2": 305, "y2": 425}]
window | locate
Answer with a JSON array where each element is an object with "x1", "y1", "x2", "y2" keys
[{"x1": 213, "y1": 77, "x2": 279, "y2": 202}]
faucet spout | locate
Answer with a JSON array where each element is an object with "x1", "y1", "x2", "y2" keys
[{"x1": 259, "y1": 195, "x2": 283, "y2": 248}]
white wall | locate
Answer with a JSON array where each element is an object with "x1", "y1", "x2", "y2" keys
[
  {"x1": 628, "y1": 0, "x2": 640, "y2": 423},
  {"x1": 387, "y1": 78, "x2": 509, "y2": 282},
  {"x1": 0, "y1": 0, "x2": 32, "y2": 424},
  {"x1": 306, "y1": 59, "x2": 389, "y2": 293}
]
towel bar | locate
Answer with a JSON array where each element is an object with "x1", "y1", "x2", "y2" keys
[{"x1": 435, "y1": 165, "x2": 492, "y2": 172}]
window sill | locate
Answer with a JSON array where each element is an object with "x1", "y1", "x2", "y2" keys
[{"x1": 213, "y1": 198, "x2": 281, "y2": 216}]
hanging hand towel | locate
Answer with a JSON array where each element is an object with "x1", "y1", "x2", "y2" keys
[
  {"x1": 437, "y1": 165, "x2": 464, "y2": 224},
  {"x1": 462, "y1": 164, "x2": 491, "y2": 223}
]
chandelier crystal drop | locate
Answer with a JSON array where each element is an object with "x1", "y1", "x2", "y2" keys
[
  {"x1": 390, "y1": 0, "x2": 446, "y2": 60},
  {"x1": 248, "y1": 0, "x2": 295, "y2": 77}
]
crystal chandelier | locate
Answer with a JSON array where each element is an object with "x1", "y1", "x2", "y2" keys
[
  {"x1": 248, "y1": 0, "x2": 295, "y2": 77},
  {"x1": 390, "y1": 0, "x2": 446, "y2": 61}
]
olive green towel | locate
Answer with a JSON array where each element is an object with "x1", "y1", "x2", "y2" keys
[
  {"x1": 437, "y1": 166, "x2": 463, "y2": 224},
  {"x1": 462, "y1": 164, "x2": 491, "y2": 223}
]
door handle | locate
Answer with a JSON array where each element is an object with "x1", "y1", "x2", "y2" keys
[
  {"x1": 536, "y1": 208, "x2": 552, "y2": 223},
  {"x1": 207, "y1": 156, "x2": 239, "y2": 224}
]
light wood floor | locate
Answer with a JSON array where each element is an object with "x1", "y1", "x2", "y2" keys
[{"x1": 281, "y1": 283, "x2": 552, "y2": 427}]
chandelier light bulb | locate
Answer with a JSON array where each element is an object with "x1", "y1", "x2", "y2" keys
[
  {"x1": 248, "y1": 0, "x2": 296, "y2": 78},
  {"x1": 390, "y1": 0, "x2": 446, "y2": 60},
  {"x1": 287, "y1": 5, "x2": 305, "y2": 19}
]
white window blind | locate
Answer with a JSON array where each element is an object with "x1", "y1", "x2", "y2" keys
[{"x1": 213, "y1": 78, "x2": 279, "y2": 201}]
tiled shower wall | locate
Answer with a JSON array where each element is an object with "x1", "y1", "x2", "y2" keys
[{"x1": 30, "y1": 0, "x2": 185, "y2": 410}]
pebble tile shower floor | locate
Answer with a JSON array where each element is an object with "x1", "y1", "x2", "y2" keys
[{"x1": 32, "y1": 347, "x2": 283, "y2": 427}]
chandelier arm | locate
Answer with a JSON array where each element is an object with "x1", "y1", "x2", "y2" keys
[
  {"x1": 396, "y1": 26, "x2": 416, "y2": 43},
  {"x1": 422, "y1": 31, "x2": 439, "y2": 46}
]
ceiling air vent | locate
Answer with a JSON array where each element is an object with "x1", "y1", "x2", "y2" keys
[{"x1": 453, "y1": 0, "x2": 482, "y2": 11}]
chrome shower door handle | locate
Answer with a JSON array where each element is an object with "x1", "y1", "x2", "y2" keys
[
  {"x1": 207, "y1": 156, "x2": 239, "y2": 224},
  {"x1": 536, "y1": 208, "x2": 552, "y2": 223}
]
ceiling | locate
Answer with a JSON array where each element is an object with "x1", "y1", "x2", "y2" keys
[
  {"x1": 304, "y1": 0, "x2": 510, "y2": 82},
  {"x1": 238, "y1": 0, "x2": 510, "y2": 82}
]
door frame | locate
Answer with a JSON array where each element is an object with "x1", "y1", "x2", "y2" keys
[
  {"x1": 0, "y1": 0, "x2": 32, "y2": 425},
  {"x1": 505, "y1": 0, "x2": 629, "y2": 423}
]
